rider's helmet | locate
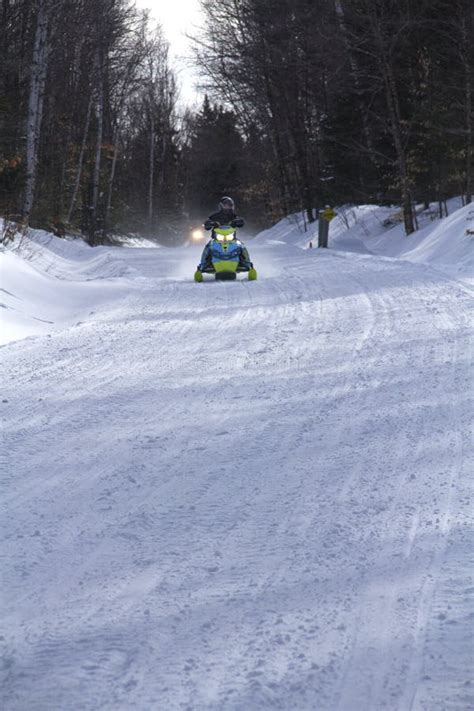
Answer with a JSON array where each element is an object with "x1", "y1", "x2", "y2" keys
[{"x1": 219, "y1": 196, "x2": 234, "y2": 211}]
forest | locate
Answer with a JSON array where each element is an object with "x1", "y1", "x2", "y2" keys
[{"x1": 0, "y1": 0, "x2": 472, "y2": 244}]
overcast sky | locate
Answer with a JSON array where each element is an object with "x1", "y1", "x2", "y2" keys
[{"x1": 134, "y1": 0, "x2": 205, "y2": 107}]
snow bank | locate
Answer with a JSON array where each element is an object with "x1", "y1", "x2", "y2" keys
[
  {"x1": 253, "y1": 204, "x2": 395, "y2": 251},
  {"x1": 254, "y1": 199, "x2": 474, "y2": 279},
  {"x1": 113, "y1": 235, "x2": 161, "y2": 249},
  {"x1": 18, "y1": 230, "x2": 140, "y2": 280},
  {"x1": 366, "y1": 202, "x2": 474, "y2": 276},
  {"x1": 0, "y1": 228, "x2": 141, "y2": 345},
  {"x1": 254, "y1": 213, "x2": 319, "y2": 249}
]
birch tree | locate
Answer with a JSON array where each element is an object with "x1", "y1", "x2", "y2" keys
[
  {"x1": 88, "y1": 48, "x2": 105, "y2": 243},
  {"x1": 22, "y1": 0, "x2": 52, "y2": 221},
  {"x1": 67, "y1": 92, "x2": 93, "y2": 224},
  {"x1": 141, "y1": 29, "x2": 173, "y2": 233},
  {"x1": 456, "y1": 0, "x2": 473, "y2": 203}
]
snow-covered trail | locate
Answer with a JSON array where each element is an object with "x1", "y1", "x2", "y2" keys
[{"x1": 2, "y1": 243, "x2": 473, "y2": 711}]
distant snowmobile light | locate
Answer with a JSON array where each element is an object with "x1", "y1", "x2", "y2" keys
[{"x1": 192, "y1": 228, "x2": 204, "y2": 241}]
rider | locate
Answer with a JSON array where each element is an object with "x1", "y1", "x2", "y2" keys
[
  {"x1": 197, "y1": 196, "x2": 252, "y2": 272},
  {"x1": 204, "y1": 196, "x2": 243, "y2": 233}
]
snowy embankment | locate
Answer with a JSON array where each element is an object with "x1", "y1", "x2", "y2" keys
[
  {"x1": 1, "y1": 206, "x2": 473, "y2": 711},
  {"x1": 255, "y1": 197, "x2": 474, "y2": 279},
  {"x1": 0, "y1": 230, "x2": 160, "y2": 345}
]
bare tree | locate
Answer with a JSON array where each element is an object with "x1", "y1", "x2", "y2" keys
[
  {"x1": 67, "y1": 92, "x2": 93, "y2": 224},
  {"x1": 23, "y1": 0, "x2": 52, "y2": 221}
]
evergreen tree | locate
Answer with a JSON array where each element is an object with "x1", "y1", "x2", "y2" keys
[{"x1": 182, "y1": 96, "x2": 245, "y2": 218}]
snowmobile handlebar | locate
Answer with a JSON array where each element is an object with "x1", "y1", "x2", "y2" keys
[{"x1": 204, "y1": 218, "x2": 244, "y2": 230}]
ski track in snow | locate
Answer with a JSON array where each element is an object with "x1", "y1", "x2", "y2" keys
[{"x1": 1, "y1": 242, "x2": 473, "y2": 711}]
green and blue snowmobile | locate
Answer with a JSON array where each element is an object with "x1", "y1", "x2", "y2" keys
[{"x1": 194, "y1": 225, "x2": 257, "y2": 282}]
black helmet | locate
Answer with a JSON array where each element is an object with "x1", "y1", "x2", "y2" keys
[{"x1": 219, "y1": 196, "x2": 234, "y2": 211}]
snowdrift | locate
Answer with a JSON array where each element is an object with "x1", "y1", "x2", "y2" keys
[
  {"x1": 254, "y1": 198, "x2": 474, "y2": 278},
  {"x1": 0, "y1": 229, "x2": 140, "y2": 345}
]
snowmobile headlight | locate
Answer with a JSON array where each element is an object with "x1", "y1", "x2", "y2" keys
[
  {"x1": 191, "y1": 228, "x2": 204, "y2": 241},
  {"x1": 216, "y1": 233, "x2": 234, "y2": 241}
]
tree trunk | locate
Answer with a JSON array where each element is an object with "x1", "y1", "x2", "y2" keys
[
  {"x1": 0, "y1": 0, "x2": 11, "y2": 140},
  {"x1": 23, "y1": 0, "x2": 50, "y2": 221},
  {"x1": 104, "y1": 125, "x2": 121, "y2": 234},
  {"x1": 261, "y1": 70, "x2": 292, "y2": 214},
  {"x1": 89, "y1": 54, "x2": 104, "y2": 244},
  {"x1": 381, "y1": 55, "x2": 415, "y2": 234},
  {"x1": 56, "y1": 125, "x2": 71, "y2": 217},
  {"x1": 67, "y1": 91, "x2": 93, "y2": 224},
  {"x1": 286, "y1": 110, "x2": 316, "y2": 224},
  {"x1": 334, "y1": 0, "x2": 379, "y2": 172},
  {"x1": 148, "y1": 111, "x2": 155, "y2": 232},
  {"x1": 460, "y1": 7, "x2": 473, "y2": 203}
]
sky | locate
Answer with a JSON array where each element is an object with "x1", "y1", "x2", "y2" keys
[{"x1": 135, "y1": 0, "x2": 205, "y2": 107}]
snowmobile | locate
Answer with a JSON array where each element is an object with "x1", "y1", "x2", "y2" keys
[{"x1": 194, "y1": 225, "x2": 257, "y2": 282}]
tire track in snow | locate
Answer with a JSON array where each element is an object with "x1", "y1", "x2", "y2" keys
[
  {"x1": 2, "y1": 247, "x2": 472, "y2": 710},
  {"x1": 331, "y1": 260, "x2": 471, "y2": 711}
]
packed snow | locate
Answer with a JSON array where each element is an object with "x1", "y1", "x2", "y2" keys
[{"x1": 1, "y1": 204, "x2": 473, "y2": 710}]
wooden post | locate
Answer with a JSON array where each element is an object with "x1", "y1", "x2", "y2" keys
[
  {"x1": 318, "y1": 213, "x2": 329, "y2": 248},
  {"x1": 318, "y1": 207, "x2": 336, "y2": 248}
]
